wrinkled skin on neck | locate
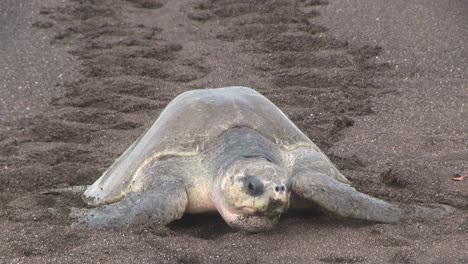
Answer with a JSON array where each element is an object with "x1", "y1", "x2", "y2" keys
[{"x1": 211, "y1": 157, "x2": 291, "y2": 232}]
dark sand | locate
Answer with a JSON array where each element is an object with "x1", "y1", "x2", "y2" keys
[{"x1": 0, "y1": 0, "x2": 467, "y2": 263}]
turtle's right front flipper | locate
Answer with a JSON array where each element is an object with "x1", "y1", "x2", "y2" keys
[
  {"x1": 72, "y1": 180, "x2": 188, "y2": 229},
  {"x1": 292, "y1": 172, "x2": 401, "y2": 223}
]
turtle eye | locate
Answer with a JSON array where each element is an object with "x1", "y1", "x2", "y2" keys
[{"x1": 243, "y1": 175, "x2": 264, "y2": 197}]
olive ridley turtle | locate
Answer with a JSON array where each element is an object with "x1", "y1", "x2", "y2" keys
[{"x1": 74, "y1": 86, "x2": 401, "y2": 232}]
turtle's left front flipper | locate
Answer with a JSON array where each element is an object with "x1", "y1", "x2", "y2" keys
[
  {"x1": 292, "y1": 172, "x2": 401, "y2": 223},
  {"x1": 71, "y1": 180, "x2": 188, "y2": 229}
]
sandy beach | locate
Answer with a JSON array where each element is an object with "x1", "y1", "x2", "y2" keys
[{"x1": 0, "y1": 0, "x2": 466, "y2": 263}]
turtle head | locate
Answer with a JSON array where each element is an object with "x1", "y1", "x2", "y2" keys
[{"x1": 213, "y1": 157, "x2": 291, "y2": 232}]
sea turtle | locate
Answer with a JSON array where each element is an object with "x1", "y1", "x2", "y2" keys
[{"x1": 73, "y1": 86, "x2": 400, "y2": 232}]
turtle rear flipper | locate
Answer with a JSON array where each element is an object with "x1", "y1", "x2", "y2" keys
[
  {"x1": 292, "y1": 172, "x2": 401, "y2": 223},
  {"x1": 71, "y1": 180, "x2": 188, "y2": 229}
]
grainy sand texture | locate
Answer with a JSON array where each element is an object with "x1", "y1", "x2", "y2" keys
[{"x1": 0, "y1": 0, "x2": 466, "y2": 263}]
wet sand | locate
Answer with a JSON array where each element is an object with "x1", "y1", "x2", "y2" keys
[{"x1": 0, "y1": 0, "x2": 467, "y2": 263}]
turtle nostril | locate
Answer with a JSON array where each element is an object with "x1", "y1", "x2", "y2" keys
[{"x1": 274, "y1": 184, "x2": 286, "y2": 194}]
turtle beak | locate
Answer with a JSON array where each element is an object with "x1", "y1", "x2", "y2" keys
[
  {"x1": 239, "y1": 197, "x2": 289, "y2": 217},
  {"x1": 267, "y1": 198, "x2": 286, "y2": 211},
  {"x1": 268, "y1": 181, "x2": 289, "y2": 211},
  {"x1": 265, "y1": 197, "x2": 289, "y2": 216}
]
